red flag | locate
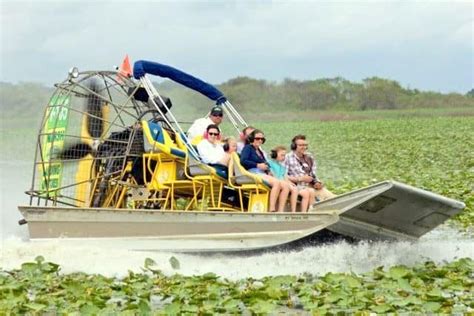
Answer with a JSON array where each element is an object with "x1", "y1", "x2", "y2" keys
[{"x1": 119, "y1": 55, "x2": 132, "y2": 78}]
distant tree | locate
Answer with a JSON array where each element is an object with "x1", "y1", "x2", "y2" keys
[
  {"x1": 1, "y1": 77, "x2": 473, "y2": 122},
  {"x1": 360, "y1": 77, "x2": 404, "y2": 110}
]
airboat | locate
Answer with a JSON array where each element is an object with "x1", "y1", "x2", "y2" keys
[{"x1": 18, "y1": 58, "x2": 465, "y2": 252}]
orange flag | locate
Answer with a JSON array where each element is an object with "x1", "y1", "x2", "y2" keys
[{"x1": 119, "y1": 54, "x2": 132, "y2": 78}]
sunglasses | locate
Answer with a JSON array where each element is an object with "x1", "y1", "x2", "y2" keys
[
  {"x1": 211, "y1": 113, "x2": 223, "y2": 117},
  {"x1": 254, "y1": 137, "x2": 266, "y2": 142},
  {"x1": 208, "y1": 132, "x2": 220, "y2": 136}
]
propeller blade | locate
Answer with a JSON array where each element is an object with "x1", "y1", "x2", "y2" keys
[
  {"x1": 57, "y1": 143, "x2": 93, "y2": 160},
  {"x1": 86, "y1": 81, "x2": 104, "y2": 139}
]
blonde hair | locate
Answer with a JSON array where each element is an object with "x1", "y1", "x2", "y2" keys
[{"x1": 223, "y1": 137, "x2": 237, "y2": 152}]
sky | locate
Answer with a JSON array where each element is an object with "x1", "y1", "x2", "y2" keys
[{"x1": 0, "y1": 1, "x2": 472, "y2": 93}]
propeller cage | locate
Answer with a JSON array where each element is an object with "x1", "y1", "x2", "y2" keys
[{"x1": 29, "y1": 71, "x2": 152, "y2": 207}]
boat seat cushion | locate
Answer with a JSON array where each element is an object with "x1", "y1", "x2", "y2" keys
[
  {"x1": 188, "y1": 155, "x2": 227, "y2": 180},
  {"x1": 142, "y1": 120, "x2": 186, "y2": 159}
]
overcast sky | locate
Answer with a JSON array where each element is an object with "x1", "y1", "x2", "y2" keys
[{"x1": 1, "y1": 1, "x2": 472, "y2": 93}]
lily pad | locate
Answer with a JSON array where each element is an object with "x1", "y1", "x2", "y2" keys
[{"x1": 169, "y1": 256, "x2": 180, "y2": 270}]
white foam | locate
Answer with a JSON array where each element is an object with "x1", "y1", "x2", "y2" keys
[
  {"x1": 2, "y1": 161, "x2": 472, "y2": 280},
  {"x1": 1, "y1": 226, "x2": 472, "y2": 280}
]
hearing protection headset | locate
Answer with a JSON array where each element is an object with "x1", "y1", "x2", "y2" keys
[
  {"x1": 290, "y1": 138, "x2": 297, "y2": 150},
  {"x1": 248, "y1": 129, "x2": 265, "y2": 144},
  {"x1": 291, "y1": 135, "x2": 306, "y2": 150},
  {"x1": 223, "y1": 142, "x2": 230, "y2": 152},
  {"x1": 270, "y1": 149, "x2": 278, "y2": 159}
]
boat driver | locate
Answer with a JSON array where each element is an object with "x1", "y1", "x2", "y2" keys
[
  {"x1": 187, "y1": 106, "x2": 224, "y2": 143},
  {"x1": 285, "y1": 134, "x2": 336, "y2": 203}
]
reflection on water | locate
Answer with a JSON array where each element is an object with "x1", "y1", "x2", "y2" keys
[{"x1": 1, "y1": 161, "x2": 473, "y2": 280}]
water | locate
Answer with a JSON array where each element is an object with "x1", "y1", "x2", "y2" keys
[
  {"x1": 0, "y1": 160, "x2": 31, "y2": 239},
  {"x1": 1, "y1": 160, "x2": 473, "y2": 280},
  {"x1": 2, "y1": 227, "x2": 472, "y2": 280}
]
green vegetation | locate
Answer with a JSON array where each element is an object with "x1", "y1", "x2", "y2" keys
[
  {"x1": 258, "y1": 117, "x2": 473, "y2": 228},
  {"x1": 1, "y1": 80, "x2": 472, "y2": 225},
  {"x1": 1, "y1": 80, "x2": 472, "y2": 314},
  {"x1": 2, "y1": 78, "x2": 474, "y2": 122},
  {"x1": 1, "y1": 256, "x2": 473, "y2": 314},
  {"x1": 220, "y1": 76, "x2": 474, "y2": 113},
  {"x1": 1, "y1": 83, "x2": 472, "y2": 227}
]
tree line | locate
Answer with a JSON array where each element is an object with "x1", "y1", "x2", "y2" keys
[
  {"x1": 1, "y1": 77, "x2": 473, "y2": 120},
  {"x1": 217, "y1": 76, "x2": 473, "y2": 112}
]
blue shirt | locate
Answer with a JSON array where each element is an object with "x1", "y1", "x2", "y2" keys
[
  {"x1": 267, "y1": 159, "x2": 287, "y2": 180},
  {"x1": 240, "y1": 144, "x2": 267, "y2": 170}
]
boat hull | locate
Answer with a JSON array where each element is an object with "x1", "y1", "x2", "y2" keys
[
  {"x1": 18, "y1": 181, "x2": 465, "y2": 251},
  {"x1": 311, "y1": 181, "x2": 466, "y2": 240},
  {"x1": 17, "y1": 206, "x2": 338, "y2": 252}
]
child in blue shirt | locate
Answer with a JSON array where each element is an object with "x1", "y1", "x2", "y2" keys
[
  {"x1": 268, "y1": 145, "x2": 316, "y2": 212},
  {"x1": 267, "y1": 146, "x2": 298, "y2": 212}
]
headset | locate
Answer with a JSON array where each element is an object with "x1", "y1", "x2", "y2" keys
[
  {"x1": 291, "y1": 134, "x2": 306, "y2": 150},
  {"x1": 290, "y1": 138, "x2": 297, "y2": 150},
  {"x1": 223, "y1": 142, "x2": 230, "y2": 152},
  {"x1": 247, "y1": 129, "x2": 266, "y2": 144},
  {"x1": 270, "y1": 149, "x2": 278, "y2": 159}
]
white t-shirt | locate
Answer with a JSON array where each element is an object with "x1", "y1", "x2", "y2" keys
[
  {"x1": 197, "y1": 139, "x2": 225, "y2": 164},
  {"x1": 187, "y1": 117, "x2": 214, "y2": 141}
]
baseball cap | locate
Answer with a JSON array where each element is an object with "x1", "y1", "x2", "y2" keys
[{"x1": 210, "y1": 106, "x2": 223, "y2": 116}]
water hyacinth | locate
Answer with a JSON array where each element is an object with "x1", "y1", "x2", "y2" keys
[
  {"x1": 255, "y1": 116, "x2": 474, "y2": 229},
  {"x1": 1, "y1": 256, "x2": 472, "y2": 314}
]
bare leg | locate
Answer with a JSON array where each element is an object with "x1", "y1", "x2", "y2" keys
[
  {"x1": 277, "y1": 180, "x2": 290, "y2": 212},
  {"x1": 299, "y1": 189, "x2": 310, "y2": 212},
  {"x1": 259, "y1": 174, "x2": 280, "y2": 212},
  {"x1": 289, "y1": 185, "x2": 298, "y2": 212},
  {"x1": 309, "y1": 188, "x2": 317, "y2": 206}
]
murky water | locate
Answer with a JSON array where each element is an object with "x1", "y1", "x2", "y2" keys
[{"x1": 1, "y1": 161, "x2": 473, "y2": 280}]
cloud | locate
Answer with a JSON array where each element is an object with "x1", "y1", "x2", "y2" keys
[{"x1": 1, "y1": 1, "x2": 472, "y2": 92}]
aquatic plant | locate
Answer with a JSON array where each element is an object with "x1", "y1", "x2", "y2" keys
[{"x1": 1, "y1": 256, "x2": 472, "y2": 314}]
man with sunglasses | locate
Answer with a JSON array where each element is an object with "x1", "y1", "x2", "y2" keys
[
  {"x1": 187, "y1": 105, "x2": 224, "y2": 142},
  {"x1": 285, "y1": 134, "x2": 335, "y2": 203},
  {"x1": 197, "y1": 124, "x2": 231, "y2": 168}
]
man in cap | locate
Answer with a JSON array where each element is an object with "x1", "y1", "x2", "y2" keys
[{"x1": 187, "y1": 106, "x2": 224, "y2": 142}]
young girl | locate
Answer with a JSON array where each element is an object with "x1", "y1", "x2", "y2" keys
[
  {"x1": 267, "y1": 146, "x2": 313, "y2": 212},
  {"x1": 223, "y1": 137, "x2": 238, "y2": 154}
]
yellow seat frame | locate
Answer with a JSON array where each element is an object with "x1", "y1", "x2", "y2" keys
[
  {"x1": 142, "y1": 152, "x2": 204, "y2": 211},
  {"x1": 185, "y1": 154, "x2": 236, "y2": 211},
  {"x1": 228, "y1": 152, "x2": 270, "y2": 212}
]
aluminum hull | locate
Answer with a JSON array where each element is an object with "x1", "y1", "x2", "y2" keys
[
  {"x1": 18, "y1": 181, "x2": 465, "y2": 251},
  {"x1": 311, "y1": 181, "x2": 466, "y2": 240},
  {"x1": 17, "y1": 206, "x2": 338, "y2": 252}
]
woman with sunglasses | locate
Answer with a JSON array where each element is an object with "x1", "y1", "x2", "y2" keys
[
  {"x1": 240, "y1": 130, "x2": 290, "y2": 212},
  {"x1": 197, "y1": 124, "x2": 230, "y2": 168}
]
